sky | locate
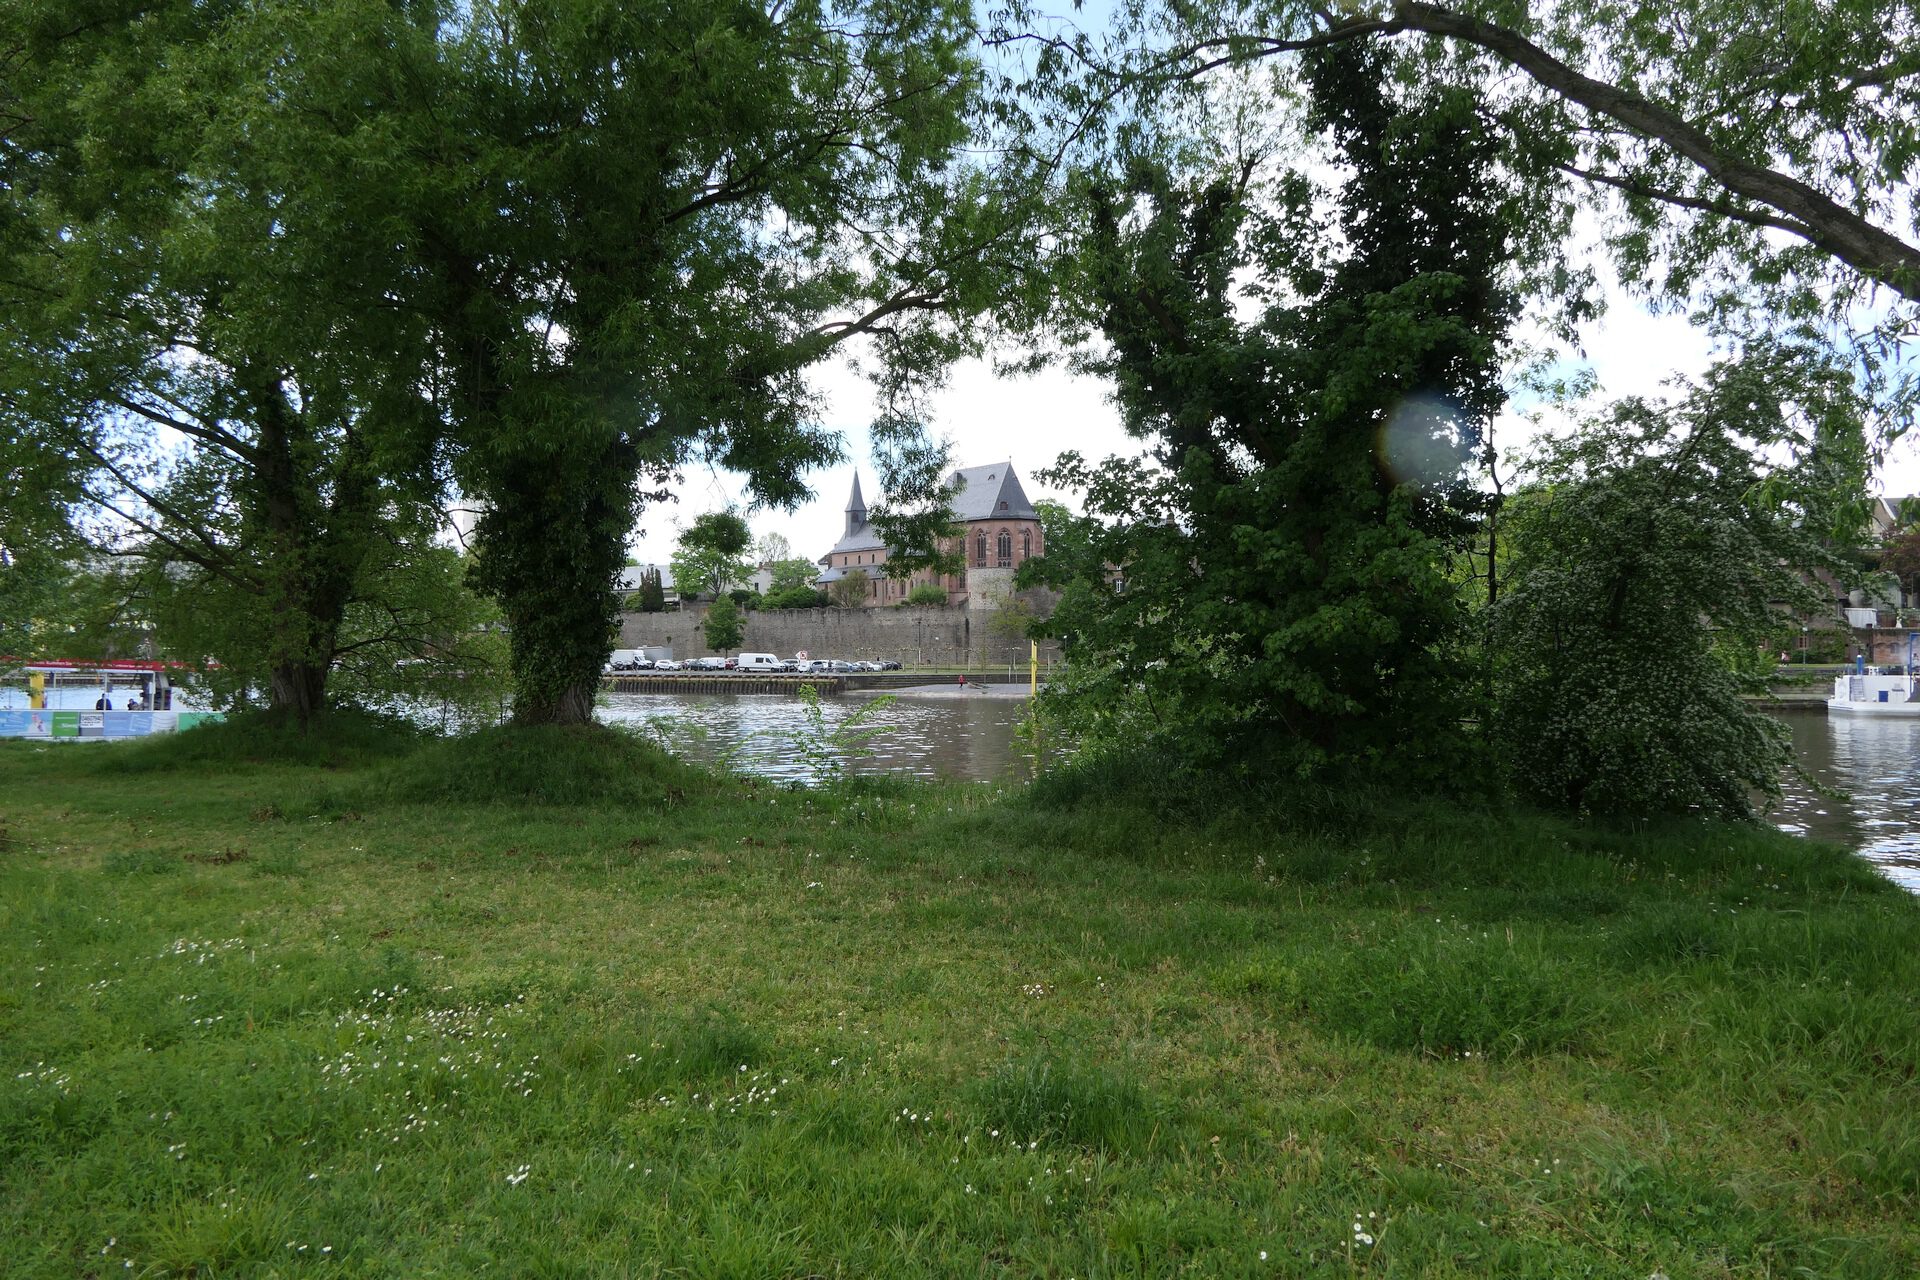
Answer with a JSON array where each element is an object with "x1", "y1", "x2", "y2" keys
[{"x1": 623, "y1": 292, "x2": 1920, "y2": 570}]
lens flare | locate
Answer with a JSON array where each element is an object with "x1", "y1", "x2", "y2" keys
[{"x1": 1376, "y1": 393, "x2": 1471, "y2": 493}]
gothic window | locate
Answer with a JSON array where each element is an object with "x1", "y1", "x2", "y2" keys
[
  {"x1": 1021, "y1": 529, "x2": 1031, "y2": 560},
  {"x1": 996, "y1": 530, "x2": 1012, "y2": 567},
  {"x1": 975, "y1": 531, "x2": 988, "y2": 567}
]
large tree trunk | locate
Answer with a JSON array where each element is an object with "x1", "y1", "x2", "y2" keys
[
  {"x1": 268, "y1": 659, "x2": 330, "y2": 726},
  {"x1": 471, "y1": 431, "x2": 638, "y2": 728},
  {"x1": 245, "y1": 368, "x2": 375, "y2": 730}
]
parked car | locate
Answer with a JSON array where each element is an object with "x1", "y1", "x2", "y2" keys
[
  {"x1": 652, "y1": 659, "x2": 682, "y2": 671},
  {"x1": 735, "y1": 653, "x2": 784, "y2": 673},
  {"x1": 822, "y1": 659, "x2": 857, "y2": 673},
  {"x1": 877, "y1": 659, "x2": 901, "y2": 670}
]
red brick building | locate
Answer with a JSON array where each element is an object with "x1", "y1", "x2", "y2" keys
[{"x1": 816, "y1": 463, "x2": 1046, "y2": 606}]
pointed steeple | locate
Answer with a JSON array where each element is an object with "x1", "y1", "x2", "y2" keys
[{"x1": 845, "y1": 472, "x2": 868, "y2": 539}]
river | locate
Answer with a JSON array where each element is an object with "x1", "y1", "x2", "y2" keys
[
  {"x1": 1769, "y1": 708, "x2": 1920, "y2": 892},
  {"x1": 600, "y1": 691, "x2": 1920, "y2": 892},
  {"x1": 596, "y1": 689, "x2": 1036, "y2": 786}
]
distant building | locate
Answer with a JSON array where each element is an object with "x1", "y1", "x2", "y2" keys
[{"x1": 816, "y1": 463, "x2": 1046, "y2": 607}]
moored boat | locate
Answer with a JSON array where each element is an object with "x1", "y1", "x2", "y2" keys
[{"x1": 1828, "y1": 638, "x2": 1920, "y2": 715}]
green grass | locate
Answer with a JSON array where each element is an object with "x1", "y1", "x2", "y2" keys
[{"x1": 2, "y1": 727, "x2": 1918, "y2": 1277}]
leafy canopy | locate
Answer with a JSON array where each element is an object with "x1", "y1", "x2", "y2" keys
[{"x1": 1490, "y1": 343, "x2": 1860, "y2": 818}]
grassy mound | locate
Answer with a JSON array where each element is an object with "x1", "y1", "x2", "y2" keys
[
  {"x1": 346, "y1": 722, "x2": 715, "y2": 807},
  {"x1": 94, "y1": 706, "x2": 428, "y2": 773}
]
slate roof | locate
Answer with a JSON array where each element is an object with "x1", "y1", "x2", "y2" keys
[
  {"x1": 818, "y1": 463, "x2": 1040, "y2": 566},
  {"x1": 947, "y1": 463, "x2": 1038, "y2": 523},
  {"x1": 822, "y1": 522, "x2": 889, "y2": 558}
]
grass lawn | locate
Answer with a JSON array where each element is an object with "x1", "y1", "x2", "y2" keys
[{"x1": 2, "y1": 720, "x2": 1917, "y2": 1278}]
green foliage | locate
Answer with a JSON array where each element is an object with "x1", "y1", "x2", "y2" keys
[
  {"x1": 671, "y1": 512, "x2": 755, "y2": 604},
  {"x1": 702, "y1": 595, "x2": 745, "y2": 655},
  {"x1": 5, "y1": 0, "x2": 1048, "y2": 729},
  {"x1": 345, "y1": 724, "x2": 712, "y2": 809},
  {"x1": 0, "y1": 2, "x2": 493, "y2": 725},
  {"x1": 629, "y1": 567, "x2": 668, "y2": 614},
  {"x1": 790, "y1": 685, "x2": 898, "y2": 784},
  {"x1": 761, "y1": 585, "x2": 829, "y2": 610},
  {"x1": 828, "y1": 569, "x2": 872, "y2": 609},
  {"x1": 767, "y1": 558, "x2": 821, "y2": 595},
  {"x1": 1490, "y1": 345, "x2": 1855, "y2": 818},
  {"x1": 1105, "y1": 0, "x2": 1920, "y2": 319},
  {"x1": 904, "y1": 583, "x2": 949, "y2": 607},
  {"x1": 1035, "y1": 47, "x2": 1516, "y2": 782}
]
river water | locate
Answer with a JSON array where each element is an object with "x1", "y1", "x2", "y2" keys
[
  {"x1": 598, "y1": 691, "x2": 1920, "y2": 893},
  {"x1": 1769, "y1": 708, "x2": 1920, "y2": 892},
  {"x1": 596, "y1": 689, "x2": 1035, "y2": 786}
]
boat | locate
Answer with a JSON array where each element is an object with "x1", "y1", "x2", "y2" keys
[{"x1": 1828, "y1": 636, "x2": 1920, "y2": 715}]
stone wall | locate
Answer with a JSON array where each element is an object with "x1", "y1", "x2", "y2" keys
[{"x1": 619, "y1": 599, "x2": 1060, "y2": 668}]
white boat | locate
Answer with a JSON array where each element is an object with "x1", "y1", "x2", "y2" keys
[
  {"x1": 1827, "y1": 633, "x2": 1920, "y2": 715},
  {"x1": 1828, "y1": 670, "x2": 1920, "y2": 716}
]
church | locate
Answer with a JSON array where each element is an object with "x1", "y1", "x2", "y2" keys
[{"x1": 816, "y1": 462, "x2": 1046, "y2": 606}]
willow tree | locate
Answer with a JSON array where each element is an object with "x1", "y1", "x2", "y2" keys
[
  {"x1": 375, "y1": 0, "x2": 1043, "y2": 725},
  {"x1": 0, "y1": 1, "x2": 469, "y2": 725}
]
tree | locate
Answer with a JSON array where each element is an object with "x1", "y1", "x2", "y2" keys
[
  {"x1": 1878, "y1": 530, "x2": 1920, "y2": 609},
  {"x1": 375, "y1": 0, "x2": 1047, "y2": 725},
  {"x1": 768, "y1": 558, "x2": 822, "y2": 595},
  {"x1": 671, "y1": 512, "x2": 754, "y2": 604},
  {"x1": 0, "y1": 0, "x2": 458, "y2": 726},
  {"x1": 1074, "y1": 0, "x2": 1920, "y2": 308},
  {"x1": 8, "y1": 0, "x2": 1050, "y2": 730},
  {"x1": 1490, "y1": 347, "x2": 1858, "y2": 817},
  {"x1": 829, "y1": 569, "x2": 872, "y2": 609},
  {"x1": 756, "y1": 532, "x2": 793, "y2": 566},
  {"x1": 905, "y1": 583, "x2": 950, "y2": 607},
  {"x1": 629, "y1": 568, "x2": 667, "y2": 614},
  {"x1": 1033, "y1": 46, "x2": 1515, "y2": 779},
  {"x1": 1018, "y1": 499, "x2": 1108, "y2": 641},
  {"x1": 702, "y1": 594, "x2": 745, "y2": 656}
]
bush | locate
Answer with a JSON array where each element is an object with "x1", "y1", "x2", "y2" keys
[
  {"x1": 93, "y1": 706, "x2": 428, "y2": 773},
  {"x1": 761, "y1": 586, "x2": 827, "y2": 610},
  {"x1": 903, "y1": 584, "x2": 948, "y2": 607},
  {"x1": 341, "y1": 722, "x2": 714, "y2": 807}
]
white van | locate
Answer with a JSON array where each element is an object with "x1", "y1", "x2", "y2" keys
[
  {"x1": 735, "y1": 652, "x2": 783, "y2": 672},
  {"x1": 604, "y1": 648, "x2": 649, "y2": 673}
]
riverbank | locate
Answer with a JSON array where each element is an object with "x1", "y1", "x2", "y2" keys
[{"x1": 3, "y1": 723, "x2": 1917, "y2": 1276}]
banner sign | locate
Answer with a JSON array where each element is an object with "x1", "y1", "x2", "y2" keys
[{"x1": 0, "y1": 709, "x2": 209, "y2": 740}]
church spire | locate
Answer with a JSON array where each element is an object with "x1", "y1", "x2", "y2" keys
[{"x1": 845, "y1": 472, "x2": 868, "y2": 539}]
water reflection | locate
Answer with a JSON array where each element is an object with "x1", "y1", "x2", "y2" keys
[
  {"x1": 1773, "y1": 709, "x2": 1920, "y2": 892},
  {"x1": 595, "y1": 690, "x2": 1032, "y2": 786}
]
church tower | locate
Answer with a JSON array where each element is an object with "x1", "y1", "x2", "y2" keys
[{"x1": 844, "y1": 473, "x2": 868, "y2": 539}]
